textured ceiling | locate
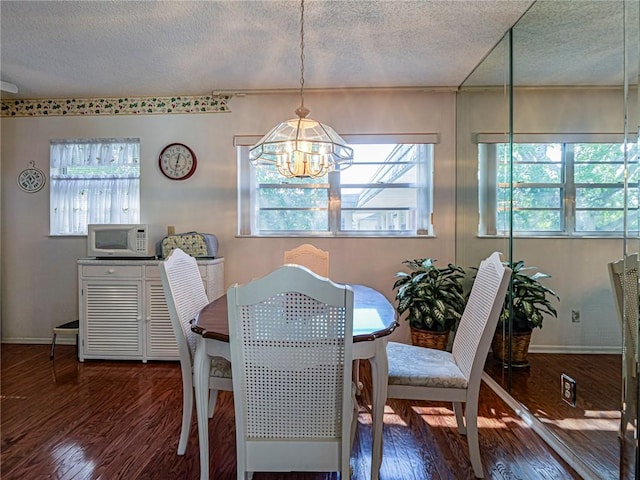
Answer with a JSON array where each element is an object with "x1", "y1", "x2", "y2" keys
[
  {"x1": 0, "y1": 1, "x2": 633, "y2": 100},
  {"x1": 465, "y1": 0, "x2": 638, "y2": 88},
  {"x1": 0, "y1": 0, "x2": 533, "y2": 99}
]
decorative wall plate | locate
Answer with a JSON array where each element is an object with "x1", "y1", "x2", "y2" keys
[{"x1": 17, "y1": 161, "x2": 46, "y2": 193}]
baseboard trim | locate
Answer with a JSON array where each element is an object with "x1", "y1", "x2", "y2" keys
[
  {"x1": 1, "y1": 337, "x2": 75, "y2": 345},
  {"x1": 5, "y1": 338, "x2": 618, "y2": 354},
  {"x1": 483, "y1": 372, "x2": 600, "y2": 480},
  {"x1": 528, "y1": 345, "x2": 621, "y2": 354}
]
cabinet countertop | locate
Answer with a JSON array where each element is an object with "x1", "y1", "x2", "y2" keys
[{"x1": 78, "y1": 257, "x2": 224, "y2": 266}]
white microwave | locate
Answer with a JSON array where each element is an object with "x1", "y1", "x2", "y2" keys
[{"x1": 87, "y1": 224, "x2": 165, "y2": 258}]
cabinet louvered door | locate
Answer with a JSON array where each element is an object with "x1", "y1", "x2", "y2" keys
[
  {"x1": 78, "y1": 258, "x2": 224, "y2": 362},
  {"x1": 145, "y1": 281, "x2": 179, "y2": 360},
  {"x1": 82, "y1": 281, "x2": 143, "y2": 360}
]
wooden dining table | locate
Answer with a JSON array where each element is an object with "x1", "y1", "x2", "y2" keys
[{"x1": 191, "y1": 284, "x2": 398, "y2": 480}]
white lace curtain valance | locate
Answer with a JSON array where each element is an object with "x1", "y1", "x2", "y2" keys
[
  {"x1": 50, "y1": 139, "x2": 140, "y2": 235},
  {"x1": 50, "y1": 139, "x2": 140, "y2": 171}
]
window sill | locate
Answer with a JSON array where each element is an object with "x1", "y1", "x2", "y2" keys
[
  {"x1": 236, "y1": 234, "x2": 436, "y2": 239},
  {"x1": 476, "y1": 234, "x2": 630, "y2": 240}
]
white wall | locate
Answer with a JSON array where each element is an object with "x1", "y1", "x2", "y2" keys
[
  {"x1": 1, "y1": 89, "x2": 456, "y2": 344},
  {"x1": 2, "y1": 87, "x2": 632, "y2": 352}
]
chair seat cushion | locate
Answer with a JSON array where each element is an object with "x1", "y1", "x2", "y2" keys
[
  {"x1": 387, "y1": 341, "x2": 467, "y2": 388},
  {"x1": 210, "y1": 356, "x2": 232, "y2": 378}
]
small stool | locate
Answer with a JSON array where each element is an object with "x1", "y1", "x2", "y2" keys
[{"x1": 50, "y1": 320, "x2": 79, "y2": 360}]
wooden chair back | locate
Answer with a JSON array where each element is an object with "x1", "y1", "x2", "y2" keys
[{"x1": 283, "y1": 244, "x2": 329, "y2": 277}]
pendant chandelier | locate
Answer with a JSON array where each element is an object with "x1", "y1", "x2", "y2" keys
[{"x1": 249, "y1": 0, "x2": 353, "y2": 178}]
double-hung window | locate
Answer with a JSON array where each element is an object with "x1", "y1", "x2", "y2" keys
[
  {"x1": 478, "y1": 135, "x2": 638, "y2": 236},
  {"x1": 50, "y1": 138, "x2": 140, "y2": 235},
  {"x1": 236, "y1": 134, "x2": 436, "y2": 236}
]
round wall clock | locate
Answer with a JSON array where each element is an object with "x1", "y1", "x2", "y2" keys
[
  {"x1": 159, "y1": 143, "x2": 197, "y2": 180},
  {"x1": 17, "y1": 161, "x2": 46, "y2": 193}
]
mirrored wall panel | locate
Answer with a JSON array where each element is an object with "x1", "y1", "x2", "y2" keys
[
  {"x1": 621, "y1": 0, "x2": 639, "y2": 476},
  {"x1": 457, "y1": 1, "x2": 638, "y2": 478}
]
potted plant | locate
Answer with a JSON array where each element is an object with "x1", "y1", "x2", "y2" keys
[
  {"x1": 393, "y1": 258, "x2": 467, "y2": 350},
  {"x1": 491, "y1": 260, "x2": 560, "y2": 366}
]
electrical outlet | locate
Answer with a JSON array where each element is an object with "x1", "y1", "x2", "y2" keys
[
  {"x1": 571, "y1": 310, "x2": 580, "y2": 323},
  {"x1": 561, "y1": 374, "x2": 577, "y2": 407}
]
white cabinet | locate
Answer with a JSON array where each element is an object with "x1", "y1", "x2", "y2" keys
[{"x1": 78, "y1": 257, "x2": 224, "y2": 362}]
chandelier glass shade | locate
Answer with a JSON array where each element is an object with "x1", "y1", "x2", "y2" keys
[
  {"x1": 249, "y1": 107, "x2": 353, "y2": 178},
  {"x1": 249, "y1": 0, "x2": 353, "y2": 178}
]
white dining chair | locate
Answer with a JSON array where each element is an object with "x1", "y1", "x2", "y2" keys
[
  {"x1": 385, "y1": 251, "x2": 511, "y2": 478},
  {"x1": 283, "y1": 243, "x2": 329, "y2": 277},
  {"x1": 283, "y1": 243, "x2": 364, "y2": 393},
  {"x1": 608, "y1": 253, "x2": 639, "y2": 437},
  {"x1": 159, "y1": 248, "x2": 232, "y2": 455},
  {"x1": 227, "y1": 264, "x2": 356, "y2": 479}
]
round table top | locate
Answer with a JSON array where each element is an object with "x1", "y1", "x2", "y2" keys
[{"x1": 192, "y1": 284, "x2": 399, "y2": 343}]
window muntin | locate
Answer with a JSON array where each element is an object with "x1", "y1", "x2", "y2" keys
[
  {"x1": 485, "y1": 141, "x2": 638, "y2": 236},
  {"x1": 238, "y1": 138, "x2": 434, "y2": 236},
  {"x1": 50, "y1": 138, "x2": 140, "y2": 236}
]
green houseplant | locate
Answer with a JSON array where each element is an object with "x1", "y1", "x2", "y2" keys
[
  {"x1": 393, "y1": 258, "x2": 467, "y2": 350},
  {"x1": 492, "y1": 260, "x2": 560, "y2": 365}
]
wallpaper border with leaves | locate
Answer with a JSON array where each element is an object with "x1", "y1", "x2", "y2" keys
[{"x1": 1, "y1": 94, "x2": 231, "y2": 117}]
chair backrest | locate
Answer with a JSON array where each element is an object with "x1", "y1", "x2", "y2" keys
[
  {"x1": 227, "y1": 264, "x2": 354, "y2": 468},
  {"x1": 451, "y1": 252, "x2": 511, "y2": 390},
  {"x1": 159, "y1": 248, "x2": 210, "y2": 367},
  {"x1": 608, "y1": 253, "x2": 639, "y2": 374},
  {"x1": 283, "y1": 243, "x2": 329, "y2": 277}
]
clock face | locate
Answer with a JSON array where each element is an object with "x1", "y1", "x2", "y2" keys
[
  {"x1": 159, "y1": 143, "x2": 197, "y2": 180},
  {"x1": 18, "y1": 167, "x2": 46, "y2": 193}
]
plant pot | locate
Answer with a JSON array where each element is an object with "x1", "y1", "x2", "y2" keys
[
  {"x1": 410, "y1": 327, "x2": 450, "y2": 350},
  {"x1": 491, "y1": 330, "x2": 531, "y2": 367}
]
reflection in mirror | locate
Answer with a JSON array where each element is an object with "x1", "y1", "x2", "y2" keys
[
  {"x1": 456, "y1": 30, "x2": 511, "y2": 271},
  {"x1": 456, "y1": 29, "x2": 512, "y2": 404},
  {"x1": 609, "y1": 252, "x2": 639, "y2": 478},
  {"x1": 457, "y1": 1, "x2": 638, "y2": 479},
  {"x1": 622, "y1": 1, "x2": 639, "y2": 476}
]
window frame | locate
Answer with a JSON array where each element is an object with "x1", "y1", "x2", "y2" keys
[
  {"x1": 235, "y1": 133, "x2": 438, "y2": 237},
  {"x1": 477, "y1": 133, "x2": 638, "y2": 237}
]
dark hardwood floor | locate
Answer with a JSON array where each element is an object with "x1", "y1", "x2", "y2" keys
[
  {"x1": 486, "y1": 353, "x2": 635, "y2": 480},
  {"x1": 1, "y1": 344, "x2": 582, "y2": 480}
]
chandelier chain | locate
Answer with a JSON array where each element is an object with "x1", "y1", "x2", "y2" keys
[
  {"x1": 299, "y1": 0, "x2": 305, "y2": 110},
  {"x1": 248, "y1": 0, "x2": 353, "y2": 178}
]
